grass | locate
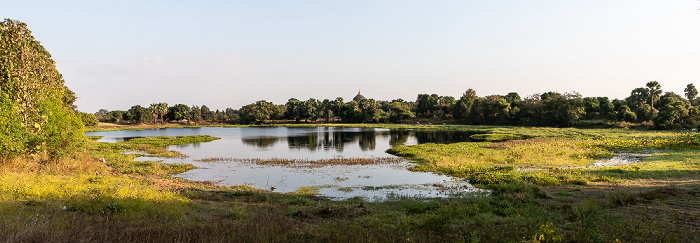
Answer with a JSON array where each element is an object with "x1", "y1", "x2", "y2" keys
[{"x1": 1, "y1": 125, "x2": 699, "y2": 242}]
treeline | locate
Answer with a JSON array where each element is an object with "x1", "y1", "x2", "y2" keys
[{"x1": 94, "y1": 81, "x2": 700, "y2": 130}]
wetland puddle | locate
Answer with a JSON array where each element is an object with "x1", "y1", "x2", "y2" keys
[
  {"x1": 87, "y1": 127, "x2": 485, "y2": 201},
  {"x1": 591, "y1": 152, "x2": 654, "y2": 167}
]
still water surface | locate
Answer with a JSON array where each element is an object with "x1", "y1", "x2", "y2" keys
[{"x1": 86, "y1": 127, "x2": 485, "y2": 200}]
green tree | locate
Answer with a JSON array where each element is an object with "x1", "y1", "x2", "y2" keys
[
  {"x1": 654, "y1": 100, "x2": 688, "y2": 129},
  {"x1": 453, "y1": 89, "x2": 477, "y2": 120},
  {"x1": 125, "y1": 105, "x2": 150, "y2": 123},
  {"x1": 167, "y1": 104, "x2": 190, "y2": 121},
  {"x1": 200, "y1": 105, "x2": 214, "y2": 121},
  {"x1": 627, "y1": 87, "x2": 649, "y2": 110},
  {"x1": 504, "y1": 92, "x2": 521, "y2": 107},
  {"x1": 436, "y1": 96, "x2": 456, "y2": 119},
  {"x1": 189, "y1": 105, "x2": 202, "y2": 125},
  {"x1": 149, "y1": 103, "x2": 168, "y2": 124},
  {"x1": 646, "y1": 81, "x2": 662, "y2": 108},
  {"x1": 388, "y1": 100, "x2": 414, "y2": 123},
  {"x1": 240, "y1": 100, "x2": 278, "y2": 124},
  {"x1": 321, "y1": 99, "x2": 333, "y2": 122},
  {"x1": 358, "y1": 98, "x2": 379, "y2": 123},
  {"x1": 79, "y1": 112, "x2": 98, "y2": 127},
  {"x1": 333, "y1": 97, "x2": 344, "y2": 122},
  {"x1": 0, "y1": 19, "x2": 84, "y2": 159},
  {"x1": 685, "y1": 83, "x2": 698, "y2": 103},
  {"x1": 300, "y1": 98, "x2": 318, "y2": 122},
  {"x1": 285, "y1": 98, "x2": 302, "y2": 122},
  {"x1": 101, "y1": 110, "x2": 125, "y2": 123},
  {"x1": 415, "y1": 94, "x2": 439, "y2": 118}
]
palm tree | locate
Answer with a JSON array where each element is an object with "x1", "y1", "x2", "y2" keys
[
  {"x1": 333, "y1": 97, "x2": 344, "y2": 122},
  {"x1": 646, "y1": 81, "x2": 662, "y2": 108}
]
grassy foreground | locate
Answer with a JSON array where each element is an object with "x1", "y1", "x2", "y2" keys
[{"x1": 1, "y1": 125, "x2": 699, "y2": 242}]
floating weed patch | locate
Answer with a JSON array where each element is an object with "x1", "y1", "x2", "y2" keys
[
  {"x1": 194, "y1": 157, "x2": 235, "y2": 162},
  {"x1": 290, "y1": 186, "x2": 320, "y2": 196},
  {"x1": 232, "y1": 157, "x2": 406, "y2": 168},
  {"x1": 126, "y1": 135, "x2": 220, "y2": 147}
]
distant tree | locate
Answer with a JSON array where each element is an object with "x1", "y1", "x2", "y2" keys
[
  {"x1": 239, "y1": 100, "x2": 279, "y2": 124},
  {"x1": 285, "y1": 98, "x2": 302, "y2": 122},
  {"x1": 166, "y1": 104, "x2": 190, "y2": 121},
  {"x1": 388, "y1": 100, "x2": 414, "y2": 123},
  {"x1": 200, "y1": 105, "x2": 214, "y2": 121},
  {"x1": 582, "y1": 97, "x2": 600, "y2": 119},
  {"x1": 504, "y1": 92, "x2": 521, "y2": 107},
  {"x1": 125, "y1": 105, "x2": 151, "y2": 123},
  {"x1": 627, "y1": 87, "x2": 649, "y2": 110},
  {"x1": 654, "y1": 100, "x2": 688, "y2": 129},
  {"x1": 598, "y1": 97, "x2": 615, "y2": 117},
  {"x1": 469, "y1": 95, "x2": 510, "y2": 124},
  {"x1": 646, "y1": 81, "x2": 662, "y2": 108},
  {"x1": 453, "y1": 89, "x2": 477, "y2": 120},
  {"x1": 341, "y1": 101, "x2": 362, "y2": 123},
  {"x1": 333, "y1": 97, "x2": 344, "y2": 122},
  {"x1": 538, "y1": 92, "x2": 585, "y2": 126},
  {"x1": 415, "y1": 94, "x2": 439, "y2": 118},
  {"x1": 685, "y1": 84, "x2": 698, "y2": 103},
  {"x1": 79, "y1": 112, "x2": 98, "y2": 127},
  {"x1": 618, "y1": 105, "x2": 637, "y2": 122},
  {"x1": 436, "y1": 96, "x2": 456, "y2": 119},
  {"x1": 300, "y1": 98, "x2": 318, "y2": 122},
  {"x1": 658, "y1": 92, "x2": 689, "y2": 109},
  {"x1": 224, "y1": 108, "x2": 237, "y2": 121},
  {"x1": 94, "y1": 109, "x2": 109, "y2": 120},
  {"x1": 189, "y1": 105, "x2": 202, "y2": 125},
  {"x1": 150, "y1": 103, "x2": 168, "y2": 124},
  {"x1": 321, "y1": 99, "x2": 333, "y2": 122},
  {"x1": 101, "y1": 110, "x2": 125, "y2": 123},
  {"x1": 358, "y1": 98, "x2": 379, "y2": 123}
]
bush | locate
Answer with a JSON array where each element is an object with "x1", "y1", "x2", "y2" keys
[{"x1": 80, "y1": 112, "x2": 98, "y2": 127}]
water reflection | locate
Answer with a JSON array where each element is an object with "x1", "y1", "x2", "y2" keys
[
  {"x1": 238, "y1": 129, "x2": 476, "y2": 151},
  {"x1": 241, "y1": 137, "x2": 279, "y2": 148}
]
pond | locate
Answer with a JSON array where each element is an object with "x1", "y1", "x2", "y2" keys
[{"x1": 86, "y1": 127, "x2": 485, "y2": 201}]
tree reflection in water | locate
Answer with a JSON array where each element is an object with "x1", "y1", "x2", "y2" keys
[{"x1": 241, "y1": 129, "x2": 477, "y2": 152}]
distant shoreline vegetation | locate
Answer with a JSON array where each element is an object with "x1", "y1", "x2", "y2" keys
[{"x1": 93, "y1": 82, "x2": 700, "y2": 130}]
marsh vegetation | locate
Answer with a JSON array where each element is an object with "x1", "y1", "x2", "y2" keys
[{"x1": 2, "y1": 125, "x2": 699, "y2": 242}]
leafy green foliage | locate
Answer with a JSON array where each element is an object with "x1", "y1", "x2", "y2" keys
[
  {"x1": 0, "y1": 19, "x2": 84, "y2": 160},
  {"x1": 79, "y1": 112, "x2": 98, "y2": 127}
]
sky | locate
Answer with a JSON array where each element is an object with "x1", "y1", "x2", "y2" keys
[{"x1": 3, "y1": 1, "x2": 700, "y2": 113}]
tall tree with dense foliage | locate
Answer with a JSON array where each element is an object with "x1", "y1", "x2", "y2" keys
[
  {"x1": 189, "y1": 105, "x2": 202, "y2": 125},
  {"x1": 333, "y1": 97, "x2": 344, "y2": 121},
  {"x1": 453, "y1": 89, "x2": 477, "y2": 120},
  {"x1": 685, "y1": 83, "x2": 698, "y2": 103},
  {"x1": 125, "y1": 105, "x2": 151, "y2": 123},
  {"x1": 285, "y1": 98, "x2": 302, "y2": 122},
  {"x1": 321, "y1": 99, "x2": 333, "y2": 122},
  {"x1": 415, "y1": 94, "x2": 439, "y2": 118},
  {"x1": 388, "y1": 100, "x2": 414, "y2": 123},
  {"x1": 646, "y1": 81, "x2": 662, "y2": 108},
  {"x1": 200, "y1": 105, "x2": 214, "y2": 121},
  {"x1": 358, "y1": 98, "x2": 379, "y2": 123},
  {"x1": 240, "y1": 100, "x2": 279, "y2": 124},
  {"x1": 0, "y1": 19, "x2": 84, "y2": 160},
  {"x1": 166, "y1": 104, "x2": 190, "y2": 121}
]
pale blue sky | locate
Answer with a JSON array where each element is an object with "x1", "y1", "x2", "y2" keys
[{"x1": 3, "y1": 1, "x2": 700, "y2": 112}]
